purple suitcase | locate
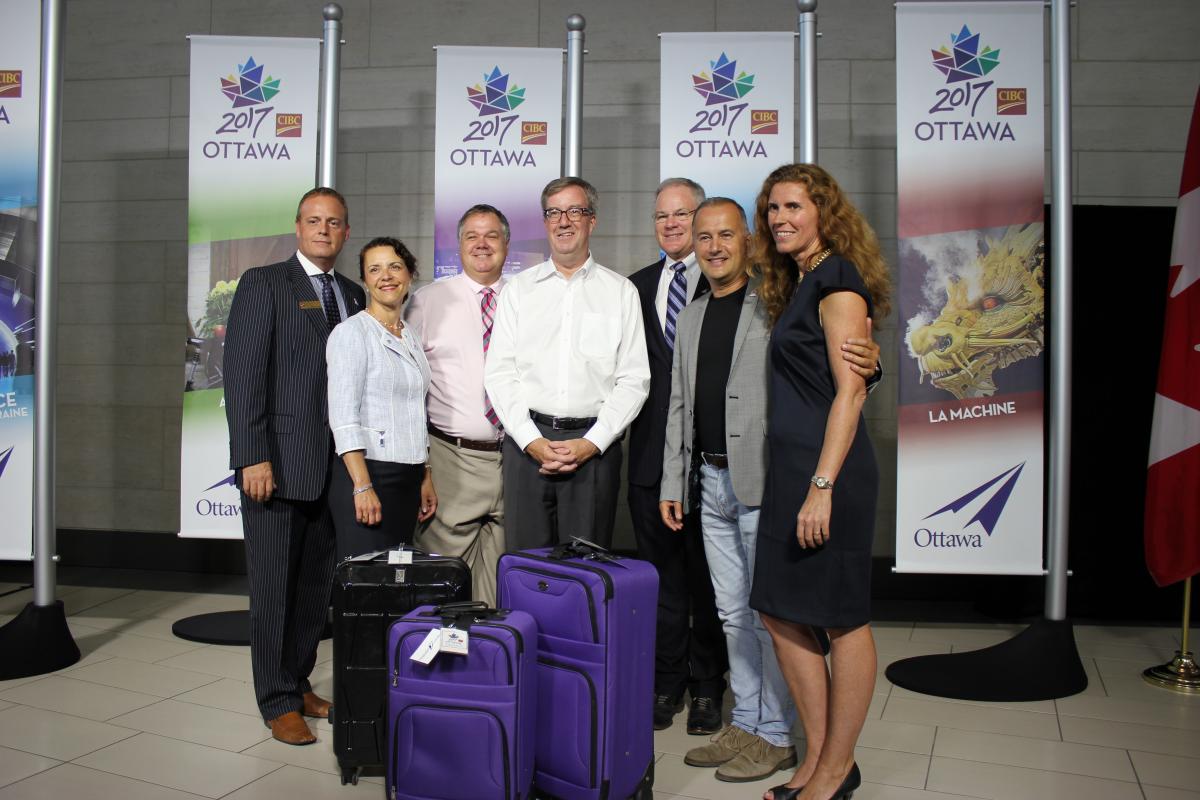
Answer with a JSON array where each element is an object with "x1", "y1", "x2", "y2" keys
[
  {"x1": 496, "y1": 540, "x2": 658, "y2": 800},
  {"x1": 386, "y1": 602, "x2": 537, "y2": 800}
]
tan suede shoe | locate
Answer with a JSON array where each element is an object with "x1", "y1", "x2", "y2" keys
[
  {"x1": 683, "y1": 725, "x2": 751, "y2": 767},
  {"x1": 714, "y1": 733, "x2": 797, "y2": 782},
  {"x1": 268, "y1": 711, "x2": 316, "y2": 745}
]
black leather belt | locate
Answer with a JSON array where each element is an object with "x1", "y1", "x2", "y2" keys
[
  {"x1": 700, "y1": 452, "x2": 729, "y2": 469},
  {"x1": 428, "y1": 423, "x2": 503, "y2": 452},
  {"x1": 530, "y1": 411, "x2": 598, "y2": 430}
]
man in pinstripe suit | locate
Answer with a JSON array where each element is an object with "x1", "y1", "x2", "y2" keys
[{"x1": 224, "y1": 187, "x2": 365, "y2": 745}]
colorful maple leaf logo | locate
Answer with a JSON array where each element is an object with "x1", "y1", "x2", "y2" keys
[
  {"x1": 220, "y1": 57, "x2": 281, "y2": 108},
  {"x1": 931, "y1": 25, "x2": 1000, "y2": 84},
  {"x1": 692, "y1": 53, "x2": 755, "y2": 106},
  {"x1": 466, "y1": 67, "x2": 526, "y2": 117}
]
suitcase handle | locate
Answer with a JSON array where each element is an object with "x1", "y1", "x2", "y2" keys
[
  {"x1": 434, "y1": 602, "x2": 507, "y2": 631},
  {"x1": 434, "y1": 600, "x2": 488, "y2": 613},
  {"x1": 549, "y1": 537, "x2": 627, "y2": 567},
  {"x1": 344, "y1": 546, "x2": 432, "y2": 564}
]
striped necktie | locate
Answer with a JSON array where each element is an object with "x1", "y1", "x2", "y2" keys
[
  {"x1": 317, "y1": 273, "x2": 341, "y2": 332},
  {"x1": 481, "y1": 287, "x2": 501, "y2": 430},
  {"x1": 664, "y1": 261, "x2": 688, "y2": 349}
]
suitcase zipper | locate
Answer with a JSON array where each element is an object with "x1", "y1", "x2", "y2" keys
[
  {"x1": 510, "y1": 552, "x2": 615, "y2": 601},
  {"x1": 502, "y1": 565, "x2": 600, "y2": 644},
  {"x1": 391, "y1": 704, "x2": 512, "y2": 800},
  {"x1": 538, "y1": 657, "x2": 598, "y2": 790},
  {"x1": 392, "y1": 628, "x2": 514, "y2": 685}
]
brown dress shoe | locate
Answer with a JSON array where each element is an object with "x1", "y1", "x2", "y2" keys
[
  {"x1": 302, "y1": 691, "x2": 332, "y2": 719},
  {"x1": 268, "y1": 711, "x2": 316, "y2": 746}
]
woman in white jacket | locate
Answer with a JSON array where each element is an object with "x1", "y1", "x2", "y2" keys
[{"x1": 327, "y1": 237, "x2": 436, "y2": 559}]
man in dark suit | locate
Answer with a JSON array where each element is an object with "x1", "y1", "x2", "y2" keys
[
  {"x1": 224, "y1": 187, "x2": 365, "y2": 745},
  {"x1": 627, "y1": 177, "x2": 728, "y2": 735}
]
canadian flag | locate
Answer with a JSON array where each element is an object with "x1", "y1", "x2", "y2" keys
[{"x1": 1145, "y1": 86, "x2": 1200, "y2": 587}]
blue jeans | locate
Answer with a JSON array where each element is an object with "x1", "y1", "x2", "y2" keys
[{"x1": 698, "y1": 464, "x2": 796, "y2": 746}]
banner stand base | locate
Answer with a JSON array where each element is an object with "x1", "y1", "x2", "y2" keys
[
  {"x1": 172, "y1": 610, "x2": 332, "y2": 646},
  {"x1": 0, "y1": 600, "x2": 81, "y2": 680},
  {"x1": 884, "y1": 617, "x2": 1087, "y2": 701},
  {"x1": 173, "y1": 610, "x2": 251, "y2": 646}
]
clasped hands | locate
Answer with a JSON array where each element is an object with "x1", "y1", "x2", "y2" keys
[{"x1": 525, "y1": 437, "x2": 599, "y2": 475}]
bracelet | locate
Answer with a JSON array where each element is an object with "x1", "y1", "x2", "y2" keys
[
  {"x1": 352, "y1": 484, "x2": 373, "y2": 496},
  {"x1": 424, "y1": 463, "x2": 432, "y2": 472}
]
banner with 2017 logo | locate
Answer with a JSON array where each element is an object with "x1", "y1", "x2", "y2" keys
[
  {"x1": 180, "y1": 36, "x2": 319, "y2": 538},
  {"x1": 659, "y1": 32, "x2": 795, "y2": 225},
  {"x1": 0, "y1": 0, "x2": 40, "y2": 560},
  {"x1": 433, "y1": 46, "x2": 562, "y2": 279},
  {"x1": 895, "y1": 3, "x2": 1045, "y2": 574}
]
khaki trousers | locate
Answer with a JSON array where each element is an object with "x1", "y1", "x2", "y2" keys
[{"x1": 415, "y1": 434, "x2": 505, "y2": 605}]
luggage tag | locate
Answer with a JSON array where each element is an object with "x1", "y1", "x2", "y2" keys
[
  {"x1": 410, "y1": 629, "x2": 442, "y2": 664},
  {"x1": 387, "y1": 548, "x2": 414, "y2": 565},
  {"x1": 441, "y1": 628, "x2": 469, "y2": 655}
]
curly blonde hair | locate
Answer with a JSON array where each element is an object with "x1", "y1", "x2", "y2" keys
[{"x1": 750, "y1": 163, "x2": 891, "y2": 326}]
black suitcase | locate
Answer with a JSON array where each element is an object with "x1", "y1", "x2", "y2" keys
[{"x1": 331, "y1": 548, "x2": 471, "y2": 785}]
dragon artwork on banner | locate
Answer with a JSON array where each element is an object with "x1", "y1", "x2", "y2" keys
[{"x1": 906, "y1": 223, "x2": 1045, "y2": 400}]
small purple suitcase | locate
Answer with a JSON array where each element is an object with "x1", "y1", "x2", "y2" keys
[
  {"x1": 497, "y1": 540, "x2": 658, "y2": 800},
  {"x1": 386, "y1": 602, "x2": 537, "y2": 800}
]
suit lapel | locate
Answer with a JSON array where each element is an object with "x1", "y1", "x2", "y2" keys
[
  {"x1": 288, "y1": 258, "x2": 331, "y2": 339},
  {"x1": 335, "y1": 272, "x2": 364, "y2": 315},
  {"x1": 684, "y1": 293, "x2": 709, "y2": 401},
  {"x1": 642, "y1": 259, "x2": 672, "y2": 357},
  {"x1": 729, "y1": 285, "x2": 759, "y2": 368}
]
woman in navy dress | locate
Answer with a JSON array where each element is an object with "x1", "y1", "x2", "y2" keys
[{"x1": 748, "y1": 164, "x2": 891, "y2": 800}]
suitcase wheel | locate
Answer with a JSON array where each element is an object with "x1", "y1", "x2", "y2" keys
[{"x1": 340, "y1": 767, "x2": 358, "y2": 786}]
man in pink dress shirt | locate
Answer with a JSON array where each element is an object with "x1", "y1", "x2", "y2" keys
[{"x1": 404, "y1": 204, "x2": 509, "y2": 604}]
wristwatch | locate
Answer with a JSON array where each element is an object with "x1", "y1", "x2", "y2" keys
[{"x1": 810, "y1": 476, "x2": 834, "y2": 490}]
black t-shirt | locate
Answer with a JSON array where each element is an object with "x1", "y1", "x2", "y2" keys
[{"x1": 694, "y1": 284, "x2": 747, "y2": 454}]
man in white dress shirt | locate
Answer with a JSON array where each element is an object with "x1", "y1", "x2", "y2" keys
[
  {"x1": 484, "y1": 176, "x2": 650, "y2": 548},
  {"x1": 405, "y1": 204, "x2": 510, "y2": 604}
]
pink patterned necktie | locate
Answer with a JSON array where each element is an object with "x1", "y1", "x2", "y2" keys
[{"x1": 481, "y1": 288, "x2": 501, "y2": 430}]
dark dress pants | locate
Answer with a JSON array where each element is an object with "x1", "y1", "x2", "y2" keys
[
  {"x1": 329, "y1": 457, "x2": 423, "y2": 561},
  {"x1": 503, "y1": 421, "x2": 623, "y2": 550},
  {"x1": 241, "y1": 476, "x2": 336, "y2": 722},
  {"x1": 629, "y1": 482, "x2": 728, "y2": 702}
]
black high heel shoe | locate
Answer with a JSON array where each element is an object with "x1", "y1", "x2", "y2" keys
[
  {"x1": 825, "y1": 763, "x2": 861, "y2": 799},
  {"x1": 767, "y1": 762, "x2": 860, "y2": 800},
  {"x1": 765, "y1": 784, "x2": 803, "y2": 800}
]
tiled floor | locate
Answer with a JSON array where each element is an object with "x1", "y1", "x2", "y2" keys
[{"x1": 0, "y1": 582, "x2": 1197, "y2": 799}]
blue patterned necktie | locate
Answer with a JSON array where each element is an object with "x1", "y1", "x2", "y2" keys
[
  {"x1": 664, "y1": 261, "x2": 688, "y2": 349},
  {"x1": 318, "y1": 273, "x2": 341, "y2": 332}
]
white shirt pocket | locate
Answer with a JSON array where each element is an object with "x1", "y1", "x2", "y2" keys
[{"x1": 578, "y1": 311, "x2": 620, "y2": 360}]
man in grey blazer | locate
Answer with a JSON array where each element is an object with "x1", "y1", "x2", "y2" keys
[
  {"x1": 224, "y1": 187, "x2": 365, "y2": 745},
  {"x1": 660, "y1": 198, "x2": 879, "y2": 782}
]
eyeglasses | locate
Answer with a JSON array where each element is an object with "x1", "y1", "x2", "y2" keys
[
  {"x1": 653, "y1": 209, "x2": 695, "y2": 225},
  {"x1": 543, "y1": 206, "x2": 593, "y2": 222}
]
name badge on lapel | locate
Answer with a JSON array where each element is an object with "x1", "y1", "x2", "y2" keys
[{"x1": 299, "y1": 300, "x2": 322, "y2": 310}]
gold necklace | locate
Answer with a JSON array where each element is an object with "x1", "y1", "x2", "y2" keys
[{"x1": 804, "y1": 248, "x2": 833, "y2": 272}]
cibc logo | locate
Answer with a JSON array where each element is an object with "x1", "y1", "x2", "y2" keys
[
  {"x1": 750, "y1": 110, "x2": 779, "y2": 134},
  {"x1": 996, "y1": 88, "x2": 1027, "y2": 115},
  {"x1": 0, "y1": 71, "x2": 21, "y2": 98},
  {"x1": 195, "y1": 473, "x2": 240, "y2": 518},
  {"x1": 275, "y1": 113, "x2": 302, "y2": 137},
  {"x1": 521, "y1": 121, "x2": 547, "y2": 145},
  {"x1": 913, "y1": 463, "x2": 1024, "y2": 548}
]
